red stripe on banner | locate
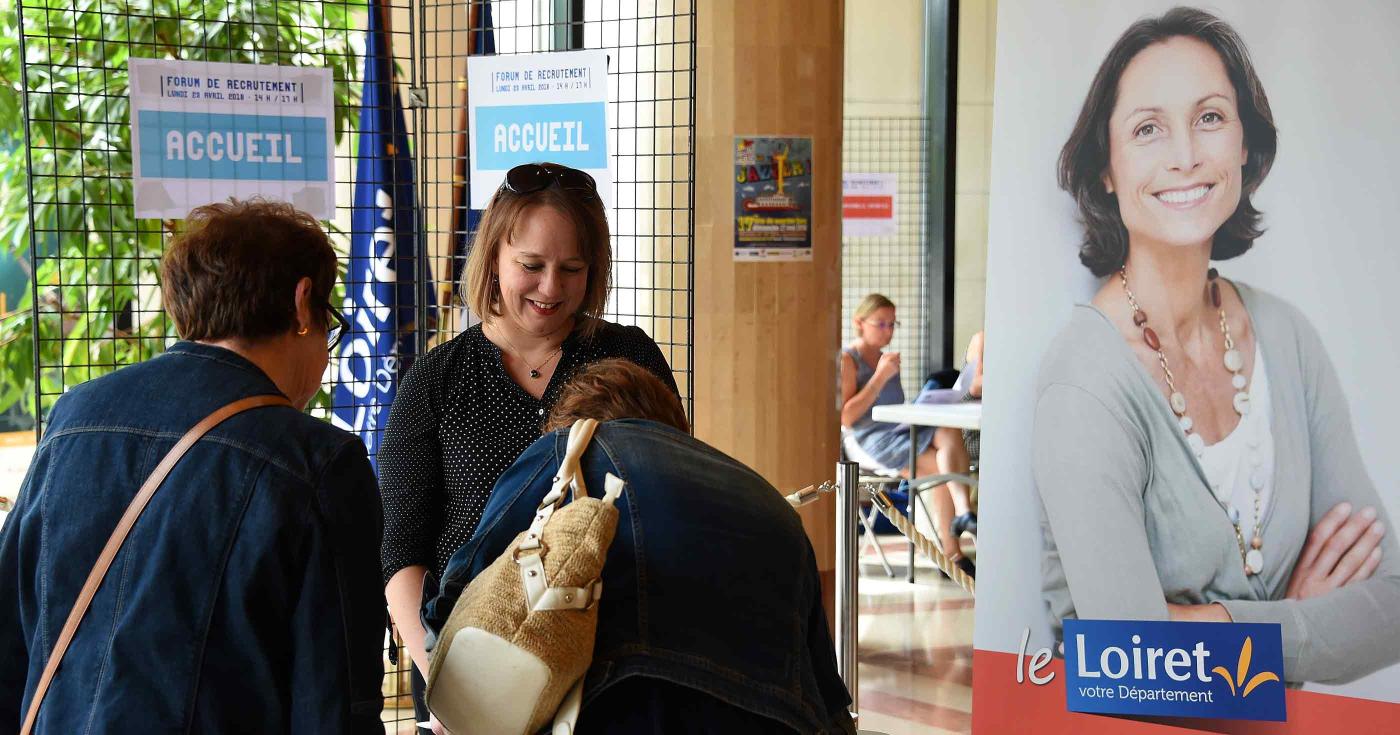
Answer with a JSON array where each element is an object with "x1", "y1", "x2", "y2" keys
[
  {"x1": 972, "y1": 649, "x2": 1400, "y2": 733},
  {"x1": 842, "y1": 195, "x2": 894, "y2": 218}
]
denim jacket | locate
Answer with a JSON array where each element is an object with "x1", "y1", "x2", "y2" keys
[
  {"x1": 0, "y1": 342, "x2": 386, "y2": 733},
  {"x1": 424, "y1": 419, "x2": 853, "y2": 733}
]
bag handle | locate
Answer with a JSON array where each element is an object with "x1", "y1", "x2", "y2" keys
[
  {"x1": 19, "y1": 394, "x2": 293, "y2": 735},
  {"x1": 520, "y1": 418, "x2": 599, "y2": 555},
  {"x1": 515, "y1": 418, "x2": 625, "y2": 613}
]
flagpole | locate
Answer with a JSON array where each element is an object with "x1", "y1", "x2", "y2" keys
[{"x1": 445, "y1": 1, "x2": 481, "y2": 338}]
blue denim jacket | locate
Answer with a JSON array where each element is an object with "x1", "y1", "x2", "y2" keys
[
  {"x1": 424, "y1": 419, "x2": 853, "y2": 734},
  {"x1": 0, "y1": 342, "x2": 386, "y2": 733}
]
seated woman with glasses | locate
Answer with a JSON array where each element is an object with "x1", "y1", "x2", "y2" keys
[
  {"x1": 379, "y1": 162, "x2": 679, "y2": 730},
  {"x1": 839, "y1": 293, "x2": 975, "y2": 565}
]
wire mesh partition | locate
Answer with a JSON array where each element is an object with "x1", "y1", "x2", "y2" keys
[
  {"x1": 418, "y1": 0, "x2": 696, "y2": 404},
  {"x1": 7, "y1": 0, "x2": 373, "y2": 430},
  {"x1": 10, "y1": 0, "x2": 694, "y2": 728},
  {"x1": 841, "y1": 116, "x2": 930, "y2": 396}
]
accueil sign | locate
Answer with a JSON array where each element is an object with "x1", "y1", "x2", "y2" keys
[
  {"x1": 128, "y1": 58, "x2": 335, "y2": 219},
  {"x1": 467, "y1": 49, "x2": 613, "y2": 210}
]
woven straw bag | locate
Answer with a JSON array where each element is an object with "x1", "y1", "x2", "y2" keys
[{"x1": 427, "y1": 418, "x2": 623, "y2": 735}]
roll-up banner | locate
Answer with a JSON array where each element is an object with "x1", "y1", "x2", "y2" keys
[{"x1": 975, "y1": 2, "x2": 1400, "y2": 731}]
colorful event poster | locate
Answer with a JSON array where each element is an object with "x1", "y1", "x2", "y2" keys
[
  {"x1": 734, "y1": 136, "x2": 813, "y2": 261},
  {"x1": 467, "y1": 49, "x2": 612, "y2": 210},
  {"x1": 128, "y1": 58, "x2": 335, "y2": 219},
  {"x1": 974, "y1": 2, "x2": 1400, "y2": 732},
  {"x1": 842, "y1": 173, "x2": 898, "y2": 237}
]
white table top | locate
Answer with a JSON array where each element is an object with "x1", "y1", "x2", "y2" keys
[{"x1": 871, "y1": 402, "x2": 982, "y2": 431}]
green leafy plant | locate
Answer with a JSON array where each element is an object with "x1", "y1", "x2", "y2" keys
[{"x1": 0, "y1": 0, "x2": 364, "y2": 424}]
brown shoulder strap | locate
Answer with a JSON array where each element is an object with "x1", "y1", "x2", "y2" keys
[{"x1": 19, "y1": 394, "x2": 293, "y2": 735}]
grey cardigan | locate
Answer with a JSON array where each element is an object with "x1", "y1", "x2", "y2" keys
[{"x1": 1033, "y1": 282, "x2": 1400, "y2": 684}]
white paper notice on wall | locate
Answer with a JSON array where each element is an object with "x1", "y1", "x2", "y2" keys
[
  {"x1": 128, "y1": 58, "x2": 336, "y2": 220},
  {"x1": 467, "y1": 49, "x2": 612, "y2": 210},
  {"x1": 842, "y1": 173, "x2": 898, "y2": 237}
]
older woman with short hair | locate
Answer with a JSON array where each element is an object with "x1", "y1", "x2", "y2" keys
[{"x1": 0, "y1": 199, "x2": 385, "y2": 732}]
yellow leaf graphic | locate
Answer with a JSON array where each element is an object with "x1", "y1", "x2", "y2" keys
[
  {"x1": 1237, "y1": 636, "x2": 1253, "y2": 687},
  {"x1": 1212, "y1": 665, "x2": 1237, "y2": 696},
  {"x1": 1243, "y1": 671, "x2": 1280, "y2": 698}
]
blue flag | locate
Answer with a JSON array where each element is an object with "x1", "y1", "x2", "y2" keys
[
  {"x1": 332, "y1": 0, "x2": 433, "y2": 467},
  {"x1": 451, "y1": 0, "x2": 496, "y2": 292}
]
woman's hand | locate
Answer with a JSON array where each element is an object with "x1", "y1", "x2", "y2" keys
[
  {"x1": 1286, "y1": 502, "x2": 1386, "y2": 600},
  {"x1": 873, "y1": 351, "x2": 901, "y2": 383}
]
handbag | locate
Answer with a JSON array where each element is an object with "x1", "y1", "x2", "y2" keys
[
  {"x1": 427, "y1": 418, "x2": 625, "y2": 735},
  {"x1": 19, "y1": 394, "x2": 292, "y2": 735}
]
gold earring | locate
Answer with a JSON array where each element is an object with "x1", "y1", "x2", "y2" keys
[{"x1": 297, "y1": 326, "x2": 309, "y2": 336}]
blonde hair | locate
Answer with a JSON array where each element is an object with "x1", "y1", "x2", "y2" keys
[
  {"x1": 854, "y1": 293, "x2": 896, "y2": 321},
  {"x1": 462, "y1": 175, "x2": 612, "y2": 338}
]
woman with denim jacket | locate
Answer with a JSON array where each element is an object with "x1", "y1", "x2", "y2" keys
[
  {"x1": 423, "y1": 360, "x2": 855, "y2": 734},
  {"x1": 0, "y1": 200, "x2": 386, "y2": 732}
]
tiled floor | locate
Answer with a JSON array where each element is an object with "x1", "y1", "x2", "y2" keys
[{"x1": 855, "y1": 537, "x2": 975, "y2": 735}]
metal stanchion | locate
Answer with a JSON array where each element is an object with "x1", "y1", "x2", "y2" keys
[
  {"x1": 835, "y1": 460, "x2": 860, "y2": 719},
  {"x1": 785, "y1": 468, "x2": 885, "y2": 733}
]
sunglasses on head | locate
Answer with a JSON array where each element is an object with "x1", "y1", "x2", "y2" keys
[{"x1": 502, "y1": 163, "x2": 599, "y2": 199}]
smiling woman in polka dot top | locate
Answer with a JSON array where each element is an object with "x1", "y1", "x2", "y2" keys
[{"x1": 377, "y1": 163, "x2": 678, "y2": 723}]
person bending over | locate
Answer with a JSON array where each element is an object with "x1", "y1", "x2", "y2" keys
[{"x1": 424, "y1": 359, "x2": 854, "y2": 733}]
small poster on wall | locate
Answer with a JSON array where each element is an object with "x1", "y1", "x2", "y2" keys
[
  {"x1": 734, "y1": 136, "x2": 812, "y2": 261},
  {"x1": 128, "y1": 58, "x2": 336, "y2": 219},
  {"x1": 467, "y1": 49, "x2": 612, "y2": 210},
  {"x1": 842, "y1": 172, "x2": 898, "y2": 237}
]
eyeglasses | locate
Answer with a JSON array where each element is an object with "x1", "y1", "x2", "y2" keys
[
  {"x1": 862, "y1": 319, "x2": 900, "y2": 330},
  {"x1": 501, "y1": 163, "x2": 599, "y2": 200},
  {"x1": 325, "y1": 302, "x2": 350, "y2": 352}
]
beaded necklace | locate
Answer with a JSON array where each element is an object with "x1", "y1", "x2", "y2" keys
[{"x1": 1119, "y1": 266, "x2": 1265, "y2": 576}]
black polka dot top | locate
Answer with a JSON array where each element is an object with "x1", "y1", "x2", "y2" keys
[{"x1": 377, "y1": 317, "x2": 678, "y2": 584}]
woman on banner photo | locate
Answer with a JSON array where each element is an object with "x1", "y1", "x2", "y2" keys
[{"x1": 1031, "y1": 6, "x2": 1400, "y2": 684}]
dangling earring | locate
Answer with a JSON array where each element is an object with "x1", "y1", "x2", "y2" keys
[{"x1": 297, "y1": 325, "x2": 309, "y2": 336}]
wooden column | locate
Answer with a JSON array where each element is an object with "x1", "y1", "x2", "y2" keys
[{"x1": 694, "y1": 1, "x2": 845, "y2": 596}]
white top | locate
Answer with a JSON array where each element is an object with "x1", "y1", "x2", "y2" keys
[
  {"x1": 870, "y1": 402, "x2": 982, "y2": 430},
  {"x1": 1197, "y1": 344, "x2": 1274, "y2": 553}
]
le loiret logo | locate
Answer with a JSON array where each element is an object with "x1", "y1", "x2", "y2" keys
[{"x1": 1062, "y1": 619, "x2": 1286, "y2": 722}]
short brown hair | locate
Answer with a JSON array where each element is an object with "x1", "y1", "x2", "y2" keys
[
  {"x1": 1058, "y1": 7, "x2": 1277, "y2": 277},
  {"x1": 544, "y1": 358, "x2": 688, "y2": 434},
  {"x1": 161, "y1": 198, "x2": 337, "y2": 342},
  {"x1": 463, "y1": 165, "x2": 612, "y2": 338}
]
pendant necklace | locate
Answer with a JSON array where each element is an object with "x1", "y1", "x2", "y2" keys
[
  {"x1": 1120, "y1": 266, "x2": 1266, "y2": 577},
  {"x1": 495, "y1": 328, "x2": 563, "y2": 380}
]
